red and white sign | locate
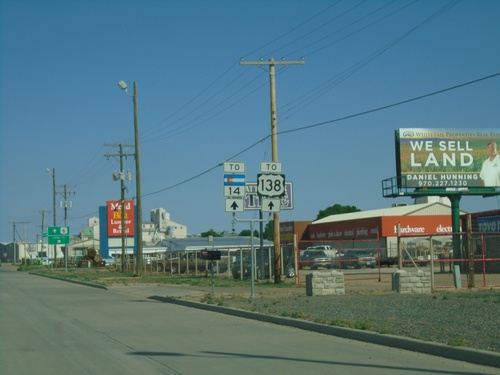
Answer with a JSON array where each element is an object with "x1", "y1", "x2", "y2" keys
[
  {"x1": 107, "y1": 200, "x2": 135, "y2": 237},
  {"x1": 308, "y1": 215, "x2": 453, "y2": 241}
]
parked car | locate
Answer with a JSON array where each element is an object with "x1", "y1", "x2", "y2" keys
[
  {"x1": 341, "y1": 251, "x2": 376, "y2": 269},
  {"x1": 338, "y1": 252, "x2": 359, "y2": 269},
  {"x1": 299, "y1": 250, "x2": 337, "y2": 270},
  {"x1": 354, "y1": 251, "x2": 377, "y2": 269},
  {"x1": 102, "y1": 258, "x2": 116, "y2": 267},
  {"x1": 232, "y1": 248, "x2": 295, "y2": 279},
  {"x1": 376, "y1": 254, "x2": 398, "y2": 267},
  {"x1": 41, "y1": 258, "x2": 53, "y2": 266},
  {"x1": 303, "y1": 245, "x2": 338, "y2": 259}
]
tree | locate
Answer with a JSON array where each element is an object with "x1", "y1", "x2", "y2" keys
[
  {"x1": 263, "y1": 220, "x2": 274, "y2": 241},
  {"x1": 238, "y1": 229, "x2": 259, "y2": 237},
  {"x1": 316, "y1": 204, "x2": 361, "y2": 220},
  {"x1": 200, "y1": 228, "x2": 223, "y2": 238}
]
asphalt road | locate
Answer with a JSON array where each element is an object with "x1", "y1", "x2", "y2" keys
[{"x1": 0, "y1": 266, "x2": 497, "y2": 375}]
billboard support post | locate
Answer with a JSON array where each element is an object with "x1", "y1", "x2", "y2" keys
[{"x1": 450, "y1": 194, "x2": 462, "y2": 261}]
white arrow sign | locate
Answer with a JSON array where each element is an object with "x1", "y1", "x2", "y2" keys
[
  {"x1": 261, "y1": 197, "x2": 281, "y2": 212},
  {"x1": 225, "y1": 198, "x2": 244, "y2": 212}
]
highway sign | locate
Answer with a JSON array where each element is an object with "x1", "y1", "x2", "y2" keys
[
  {"x1": 82, "y1": 227, "x2": 94, "y2": 238},
  {"x1": 261, "y1": 197, "x2": 281, "y2": 212},
  {"x1": 49, "y1": 226, "x2": 69, "y2": 235},
  {"x1": 244, "y1": 182, "x2": 293, "y2": 210},
  {"x1": 223, "y1": 162, "x2": 245, "y2": 173},
  {"x1": 257, "y1": 173, "x2": 286, "y2": 197},
  {"x1": 225, "y1": 198, "x2": 244, "y2": 212},
  {"x1": 223, "y1": 174, "x2": 246, "y2": 197},
  {"x1": 260, "y1": 161, "x2": 282, "y2": 173},
  {"x1": 48, "y1": 226, "x2": 70, "y2": 245}
]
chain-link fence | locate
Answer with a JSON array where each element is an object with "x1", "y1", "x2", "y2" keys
[
  {"x1": 397, "y1": 232, "x2": 500, "y2": 288},
  {"x1": 115, "y1": 246, "x2": 297, "y2": 280},
  {"x1": 297, "y1": 233, "x2": 500, "y2": 289},
  {"x1": 25, "y1": 231, "x2": 499, "y2": 290}
]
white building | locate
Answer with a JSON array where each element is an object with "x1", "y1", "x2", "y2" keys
[{"x1": 145, "y1": 208, "x2": 187, "y2": 244}]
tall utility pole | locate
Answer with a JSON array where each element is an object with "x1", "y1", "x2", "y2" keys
[
  {"x1": 38, "y1": 210, "x2": 50, "y2": 258},
  {"x1": 59, "y1": 184, "x2": 76, "y2": 226},
  {"x1": 117, "y1": 80, "x2": 143, "y2": 277},
  {"x1": 59, "y1": 184, "x2": 75, "y2": 270},
  {"x1": 240, "y1": 57, "x2": 304, "y2": 283},
  {"x1": 132, "y1": 81, "x2": 144, "y2": 277},
  {"x1": 45, "y1": 168, "x2": 57, "y2": 265},
  {"x1": 10, "y1": 221, "x2": 30, "y2": 263},
  {"x1": 106, "y1": 143, "x2": 134, "y2": 272}
]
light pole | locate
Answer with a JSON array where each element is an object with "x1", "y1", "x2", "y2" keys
[
  {"x1": 119, "y1": 144, "x2": 126, "y2": 272},
  {"x1": 118, "y1": 80, "x2": 143, "y2": 276},
  {"x1": 45, "y1": 168, "x2": 56, "y2": 265}
]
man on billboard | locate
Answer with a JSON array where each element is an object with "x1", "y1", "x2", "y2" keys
[{"x1": 480, "y1": 141, "x2": 500, "y2": 187}]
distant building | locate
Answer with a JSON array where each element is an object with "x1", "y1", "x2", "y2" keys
[
  {"x1": 80, "y1": 217, "x2": 100, "y2": 240},
  {"x1": 99, "y1": 206, "x2": 188, "y2": 256},
  {"x1": 281, "y1": 202, "x2": 467, "y2": 257},
  {"x1": 148, "y1": 208, "x2": 187, "y2": 243}
]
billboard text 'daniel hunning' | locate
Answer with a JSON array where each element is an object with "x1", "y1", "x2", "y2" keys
[{"x1": 395, "y1": 128, "x2": 500, "y2": 188}]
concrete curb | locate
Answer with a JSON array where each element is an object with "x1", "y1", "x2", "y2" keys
[
  {"x1": 150, "y1": 295, "x2": 500, "y2": 369},
  {"x1": 30, "y1": 272, "x2": 108, "y2": 290}
]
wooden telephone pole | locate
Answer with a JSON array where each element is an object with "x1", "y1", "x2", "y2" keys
[
  {"x1": 106, "y1": 143, "x2": 134, "y2": 272},
  {"x1": 240, "y1": 58, "x2": 304, "y2": 283}
]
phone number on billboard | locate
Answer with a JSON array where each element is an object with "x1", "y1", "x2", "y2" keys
[{"x1": 417, "y1": 180, "x2": 469, "y2": 187}]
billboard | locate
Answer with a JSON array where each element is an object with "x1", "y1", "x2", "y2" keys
[
  {"x1": 395, "y1": 128, "x2": 500, "y2": 188},
  {"x1": 476, "y1": 215, "x2": 500, "y2": 232},
  {"x1": 107, "y1": 200, "x2": 135, "y2": 237}
]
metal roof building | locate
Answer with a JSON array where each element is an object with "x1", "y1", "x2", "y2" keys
[
  {"x1": 312, "y1": 202, "x2": 468, "y2": 225},
  {"x1": 152, "y1": 236, "x2": 273, "y2": 252}
]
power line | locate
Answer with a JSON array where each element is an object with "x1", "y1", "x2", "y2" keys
[
  {"x1": 241, "y1": 1, "x2": 342, "y2": 59},
  {"x1": 277, "y1": 0, "x2": 461, "y2": 123},
  {"x1": 63, "y1": 1, "x2": 461, "y2": 192},
  {"x1": 140, "y1": 72, "x2": 500, "y2": 198},
  {"x1": 280, "y1": 72, "x2": 500, "y2": 136}
]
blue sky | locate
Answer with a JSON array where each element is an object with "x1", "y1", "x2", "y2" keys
[{"x1": 1, "y1": 0, "x2": 499, "y2": 243}]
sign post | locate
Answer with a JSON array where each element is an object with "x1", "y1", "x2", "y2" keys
[
  {"x1": 232, "y1": 213, "x2": 271, "y2": 298},
  {"x1": 222, "y1": 160, "x2": 294, "y2": 291}
]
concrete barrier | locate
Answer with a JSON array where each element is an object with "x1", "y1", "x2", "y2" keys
[
  {"x1": 392, "y1": 269, "x2": 431, "y2": 294},
  {"x1": 306, "y1": 271, "x2": 345, "y2": 296}
]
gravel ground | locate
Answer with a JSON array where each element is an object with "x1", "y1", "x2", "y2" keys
[{"x1": 200, "y1": 289, "x2": 500, "y2": 353}]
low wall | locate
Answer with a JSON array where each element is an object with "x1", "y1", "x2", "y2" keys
[
  {"x1": 306, "y1": 271, "x2": 345, "y2": 296},
  {"x1": 392, "y1": 270, "x2": 431, "y2": 294}
]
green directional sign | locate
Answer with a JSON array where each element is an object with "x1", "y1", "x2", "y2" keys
[
  {"x1": 48, "y1": 226, "x2": 70, "y2": 245},
  {"x1": 82, "y1": 227, "x2": 93, "y2": 238}
]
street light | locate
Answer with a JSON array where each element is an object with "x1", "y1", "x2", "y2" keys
[
  {"x1": 118, "y1": 80, "x2": 143, "y2": 276},
  {"x1": 45, "y1": 167, "x2": 56, "y2": 265}
]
